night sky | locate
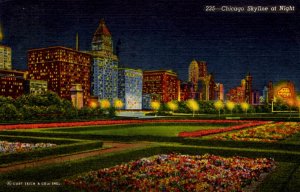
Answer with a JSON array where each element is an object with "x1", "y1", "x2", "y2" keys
[{"x1": 0, "y1": 0, "x2": 299, "y2": 93}]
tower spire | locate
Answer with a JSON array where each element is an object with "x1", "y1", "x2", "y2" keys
[{"x1": 76, "y1": 32, "x2": 79, "y2": 51}]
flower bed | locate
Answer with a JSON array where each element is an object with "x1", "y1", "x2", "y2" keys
[
  {"x1": 0, "y1": 119, "x2": 249, "y2": 130},
  {"x1": 65, "y1": 153, "x2": 275, "y2": 192},
  {"x1": 178, "y1": 121, "x2": 268, "y2": 137},
  {"x1": 212, "y1": 122, "x2": 300, "y2": 143},
  {"x1": 0, "y1": 140, "x2": 57, "y2": 154}
]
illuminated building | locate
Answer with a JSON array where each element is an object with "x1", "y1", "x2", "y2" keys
[
  {"x1": 245, "y1": 73, "x2": 253, "y2": 104},
  {"x1": 0, "y1": 24, "x2": 12, "y2": 70},
  {"x1": 215, "y1": 83, "x2": 224, "y2": 100},
  {"x1": 226, "y1": 73, "x2": 253, "y2": 104},
  {"x1": 143, "y1": 70, "x2": 180, "y2": 103},
  {"x1": 180, "y1": 82, "x2": 195, "y2": 101},
  {"x1": 24, "y1": 79, "x2": 47, "y2": 95},
  {"x1": 188, "y1": 60, "x2": 217, "y2": 101},
  {"x1": 0, "y1": 69, "x2": 27, "y2": 98},
  {"x1": 208, "y1": 74, "x2": 215, "y2": 100},
  {"x1": 70, "y1": 84, "x2": 83, "y2": 109},
  {"x1": 0, "y1": 45, "x2": 12, "y2": 70},
  {"x1": 88, "y1": 19, "x2": 118, "y2": 103},
  {"x1": 118, "y1": 68, "x2": 143, "y2": 109},
  {"x1": 267, "y1": 81, "x2": 274, "y2": 103},
  {"x1": 28, "y1": 46, "x2": 92, "y2": 105},
  {"x1": 252, "y1": 90, "x2": 260, "y2": 105},
  {"x1": 188, "y1": 60, "x2": 207, "y2": 92}
]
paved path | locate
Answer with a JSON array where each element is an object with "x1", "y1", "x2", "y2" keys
[{"x1": 0, "y1": 142, "x2": 149, "y2": 173}]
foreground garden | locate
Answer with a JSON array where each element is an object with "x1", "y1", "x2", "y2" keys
[{"x1": 0, "y1": 119, "x2": 299, "y2": 192}]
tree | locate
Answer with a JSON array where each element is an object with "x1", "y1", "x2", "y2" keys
[
  {"x1": 226, "y1": 101, "x2": 235, "y2": 115},
  {"x1": 186, "y1": 99, "x2": 199, "y2": 117},
  {"x1": 0, "y1": 103, "x2": 21, "y2": 121},
  {"x1": 214, "y1": 100, "x2": 224, "y2": 118}
]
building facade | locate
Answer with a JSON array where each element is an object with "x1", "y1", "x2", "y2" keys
[
  {"x1": 215, "y1": 83, "x2": 224, "y2": 101},
  {"x1": 0, "y1": 45, "x2": 12, "y2": 70},
  {"x1": 226, "y1": 73, "x2": 254, "y2": 104},
  {"x1": 118, "y1": 68, "x2": 143, "y2": 110},
  {"x1": 143, "y1": 70, "x2": 180, "y2": 103},
  {"x1": 0, "y1": 69, "x2": 27, "y2": 98},
  {"x1": 24, "y1": 79, "x2": 47, "y2": 95},
  {"x1": 88, "y1": 19, "x2": 118, "y2": 103},
  {"x1": 27, "y1": 46, "x2": 92, "y2": 105}
]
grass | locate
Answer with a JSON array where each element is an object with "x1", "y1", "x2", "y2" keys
[
  {"x1": 0, "y1": 120, "x2": 300, "y2": 191},
  {"x1": 44, "y1": 125, "x2": 233, "y2": 137},
  {"x1": 0, "y1": 145, "x2": 299, "y2": 192}
]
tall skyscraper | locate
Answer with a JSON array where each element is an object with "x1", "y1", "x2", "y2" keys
[
  {"x1": 118, "y1": 68, "x2": 143, "y2": 109},
  {"x1": 28, "y1": 46, "x2": 92, "y2": 105},
  {"x1": 88, "y1": 19, "x2": 118, "y2": 102},
  {"x1": 0, "y1": 24, "x2": 12, "y2": 70},
  {"x1": 245, "y1": 73, "x2": 253, "y2": 104},
  {"x1": 188, "y1": 60, "x2": 208, "y2": 92}
]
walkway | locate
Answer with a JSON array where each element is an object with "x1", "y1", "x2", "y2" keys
[{"x1": 0, "y1": 142, "x2": 149, "y2": 173}]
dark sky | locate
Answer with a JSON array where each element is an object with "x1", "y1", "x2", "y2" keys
[{"x1": 0, "y1": 0, "x2": 299, "y2": 93}]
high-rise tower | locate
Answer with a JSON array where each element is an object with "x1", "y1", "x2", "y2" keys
[
  {"x1": 89, "y1": 19, "x2": 118, "y2": 102},
  {"x1": 245, "y1": 73, "x2": 253, "y2": 104},
  {"x1": 0, "y1": 24, "x2": 12, "y2": 70}
]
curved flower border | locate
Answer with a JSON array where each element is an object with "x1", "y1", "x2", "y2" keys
[
  {"x1": 178, "y1": 121, "x2": 269, "y2": 138},
  {"x1": 65, "y1": 153, "x2": 275, "y2": 192},
  {"x1": 0, "y1": 119, "x2": 254, "y2": 130}
]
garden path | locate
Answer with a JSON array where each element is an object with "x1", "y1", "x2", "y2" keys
[{"x1": 0, "y1": 141, "x2": 150, "y2": 173}]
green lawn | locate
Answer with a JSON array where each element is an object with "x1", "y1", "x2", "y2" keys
[{"x1": 38, "y1": 123, "x2": 235, "y2": 137}]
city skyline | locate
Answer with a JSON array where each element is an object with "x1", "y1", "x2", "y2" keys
[{"x1": 0, "y1": 0, "x2": 299, "y2": 92}]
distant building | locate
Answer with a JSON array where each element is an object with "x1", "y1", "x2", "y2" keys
[
  {"x1": 27, "y1": 46, "x2": 92, "y2": 105},
  {"x1": 0, "y1": 24, "x2": 12, "y2": 70},
  {"x1": 188, "y1": 60, "x2": 207, "y2": 92},
  {"x1": 267, "y1": 81, "x2": 274, "y2": 103},
  {"x1": 0, "y1": 45, "x2": 12, "y2": 70},
  {"x1": 245, "y1": 73, "x2": 253, "y2": 104},
  {"x1": 24, "y1": 79, "x2": 47, "y2": 95},
  {"x1": 143, "y1": 70, "x2": 180, "y2": 103},
  {"x1": 226, "y1": 73, "x2": 254, "y2": 104},
  {"x1": 252, "y1": 90, "x2": 260, "y2": 105},
  {"x1": 180, "y1": 81, "x2": 195, "y2": 101},
  {"x1": 0, "y1": 69, "x2": 27, "y2": 98},
  {"x1": 118, "y1": 68, "x2": 143, "y2": 110},
  {"x1": 215, "y1": 83, "x2": 224, "y2": 100},
  {"x1": 88, "y1": 19, "x2": 118, "y2": 103}
]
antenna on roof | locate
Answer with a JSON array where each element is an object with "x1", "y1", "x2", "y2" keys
[{"x1": 76, "y1": 32, "x2": 79, "y2": 51}]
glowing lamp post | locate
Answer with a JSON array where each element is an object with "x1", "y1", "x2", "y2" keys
[
  {"x1": 100, "y1": 99, "x2": 111, "y2": 110},
  {"x1": 167, "y1": 101, "x2": 178, "y2": 113},
  {"x1": 241, "y1": 102, "x2": 249, "y2": 116},
  {"x1": 114, "y1": 99, "x2": 124, "y2": 113},
  {"x1": 151, "y1": 101, "x2": 160, "y2": 116},
  {"x1": 186, "y1": 99, "x2": 199, "y2": 117},
  {"x1": 214, "y1": 100, "x2": 224, "y2": 118},
  {"x1": 226, "y1": 101, "x2": 235, "y2": 115}
]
